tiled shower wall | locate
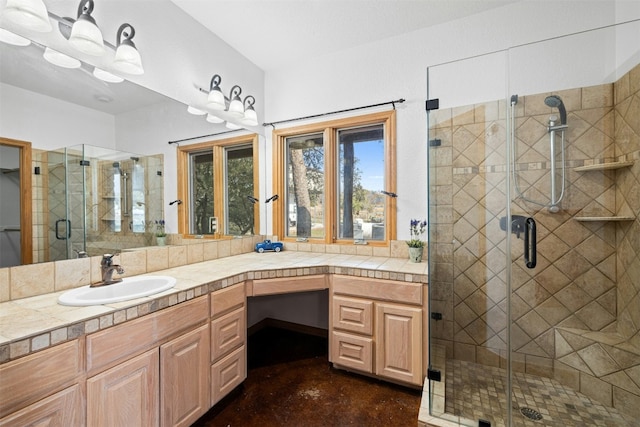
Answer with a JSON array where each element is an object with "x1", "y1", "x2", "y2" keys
[{"x1": 429, "y1": 62, "x2": 640, "y2": 417}]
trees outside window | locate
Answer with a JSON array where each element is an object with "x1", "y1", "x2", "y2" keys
[
  {"x1": 177, "y1": 134, "x2": 259, "y2": 238},
  {"x1": 273, "y1": 111, "x2": 396, "y2": 245}
]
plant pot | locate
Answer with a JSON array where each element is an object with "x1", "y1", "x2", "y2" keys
[
  {"x1": 156, "y1": 236, "x2": 166, "y2": 246},
  {"x1": 408, "y1": 247, "x2": 423, "y2": 263}
]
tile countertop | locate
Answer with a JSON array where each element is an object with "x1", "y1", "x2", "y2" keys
[{"x1": 0, "y1": 251, "x2": 428, "y2": 363}]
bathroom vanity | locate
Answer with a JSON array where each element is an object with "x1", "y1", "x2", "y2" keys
[{"x1": 0, "y1": 250, "x2": 428, "y2": 426}]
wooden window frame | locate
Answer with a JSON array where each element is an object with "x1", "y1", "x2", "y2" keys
[
  {"x1": 0, "y1": 137, "x2": 32, "y2": 265},
  {"x1": 272, "y1": 110, "x2": 396, "y2": 246},
  {"x1": 177, "y1": 134, "x2": 259, "y2": 239}
]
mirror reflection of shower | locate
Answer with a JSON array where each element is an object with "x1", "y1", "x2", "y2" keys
[
  {"x1": 113, "y1": 161, "x2": 129, "y2": 218},
  {"x1": 510, "y1": 94, "x2": 568, "y2": 213}
]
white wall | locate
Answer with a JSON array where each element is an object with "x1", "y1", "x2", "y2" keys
[
  {"x1": 0, "y1": 83, "x2": 115, "y2": 149},
  {"x1": 263, "y1": 0, "x2": 639, "y2": 240}
]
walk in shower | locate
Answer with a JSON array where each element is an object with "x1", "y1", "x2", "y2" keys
[
  {"x1": 33, "y1": 144, "x2": 163, "y2": 262},
  {"x1": 426, "y1": 21, "x2": 639, "y2": 426}
]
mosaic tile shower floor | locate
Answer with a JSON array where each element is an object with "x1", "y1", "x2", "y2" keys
[{"x1": 445, "y1": 360, "x2": 636, "y2": 427}]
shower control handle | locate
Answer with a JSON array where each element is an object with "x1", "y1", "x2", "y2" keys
[
  {"x1": 524, "y1": 217, "x2": 536, "y2": 269},
  {"x1": 55, "y1": 219, "x2": 71, "y2": 240}
]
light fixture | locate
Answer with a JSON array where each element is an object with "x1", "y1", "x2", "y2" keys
[
  {"x1": 68, "y1": 0, "x2": 105, "y2": 56},
  {"x1": 241, "y1": 96, "x2": 258, "y2": 126},
  {"x1": 93, "y1": 67, "x2": 124, "y2": 83},
  {"x1": 227, "y1": 85, "x2": 244, "y2": 118},
  {"x1": 206, "y1": 114, "x2": 224, "y2": 124},
  {"x1": 43, "y1": 46, "x2": 81, "y2": 68},
  {"x1": 113, "y1": 23, "x2": 143, "y2": 75},
  {"x1": 3, "y1": 0, "x2": 52, "y2": 32},
  {"x1": 202, "y1": 73, "x2": 259, "y2": 128},
  {"x1": 0, "y1": 28, "x2": 31, "y2": 46},
  {"x1": 187, "y1": 106, "x2": 206, "y2": 115},
  {"x1": 207, "y1": 75, "x2": 226, "y2": 110}
]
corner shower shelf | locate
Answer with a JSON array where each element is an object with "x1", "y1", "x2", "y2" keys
[
  {"x1": 575, "y1": 216, "x2": 635, "y2": 222},
  {"x1": 574, "y1": 160, "x2": 634, "y2": 172}
]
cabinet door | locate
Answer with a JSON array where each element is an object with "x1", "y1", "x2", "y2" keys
[
  {"x1": 211, "y1": 306, "x2": 246, "y2": 362},
  {"x1": 375, "y1": 303, "x2": 422, "y2": 385},
  {"x1": 0, "y1": 384, "x2": 82, "y2": 427},
  {"x1": 87, "y1": 349, "x2": 160, "y2": 427},
  {"x1": 160, "y1": 324, "x2": 210, "y2": 427}
]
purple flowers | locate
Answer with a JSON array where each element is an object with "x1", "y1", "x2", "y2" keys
[
  {"x1": 155, "y1": 219, "x2": 166, "y2": 237},
  {"x1": 407, "y1": 219, "x2": 427, "y2": 248}
]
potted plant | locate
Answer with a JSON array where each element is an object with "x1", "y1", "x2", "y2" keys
[
  {"x1": 155, "y1": 219, "x2": 167, "y2": 246},
  {"x1": 407, "y1": 219, "x2": 427, "y2": 262}
]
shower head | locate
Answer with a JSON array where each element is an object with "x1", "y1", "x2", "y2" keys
[{"x1": 544, "y1": 95, "x2": 567, "y2": 125}]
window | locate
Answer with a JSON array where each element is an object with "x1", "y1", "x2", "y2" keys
[
  {"x1": 273, "y1": 111, "x2": 396, "y2": 245},
  {"x1": 177, "y1": 134, "x2": 259, "y2": 238}
]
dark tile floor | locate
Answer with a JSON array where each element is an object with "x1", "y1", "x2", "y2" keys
[{"x1": 191, "y1": 325, "x2": 421, "y2": 427}]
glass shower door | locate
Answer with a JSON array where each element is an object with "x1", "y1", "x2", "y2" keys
[
  {"x1": 426, "y1": 51, "x2": 512, "y2": 426},
  {"x1": 45, "y1": 146, "x2": 87, "y2": 261},
  {"x1": 506, "y1": 22, "x2": 640, "y2": 425},
  {"x1": 426, "y1": 20, "x2": 640, "y2": 427}
]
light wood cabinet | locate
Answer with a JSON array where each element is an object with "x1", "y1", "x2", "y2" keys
[
  {"x1": 86, "y1": 296, "x2": 210, "y2": 427},
  {"x1": 0, "y1": 340, "x2": 83, "y2": 424},
  {"x1": 0, "y1": 384, "x2": 83, "y2": 427},
  {"x1": 161, "y1": 324, "x2": 210, "y2": 427},
  {"x1": 87, "y1": 349, "x2": 160, "y2": 427},
  {"x1": 210, "y1": 283, "x2": 247, "y2": 405},
  {"x1": 330, "y1": 275, "x2": 424, "y2": 387},
  {"x1": 375, "y1": 303, "x2": 422, "y2": 385}
]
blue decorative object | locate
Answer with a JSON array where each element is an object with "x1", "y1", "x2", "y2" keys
[{"x1": 255, "y1": 239, "x2": 283, "y2": 253}]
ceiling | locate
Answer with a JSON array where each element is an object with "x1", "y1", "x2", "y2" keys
[{"x1": 171, "y1": 0, "x2": 517, "y2": 71}]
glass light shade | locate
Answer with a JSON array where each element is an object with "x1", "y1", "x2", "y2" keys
[
  {"x1": 69, "y1": 17, "x2": 105, "y2": 56},
  {"x1": 241, "y1": 108, "x2": 258, "y2": 126},
  {"x1": 226, "y1": 121, "x2": 241, "y2": 130},
  {"x1": 113, "y1": 43, "x2": 144, "y2": 75},
  {"x1": 187, "y1": 106, "x2": 206, "y2": 115},
  {"x1": 206, "y1": 114, "x2": 224, "y2": 124},
  {"x1": 207, "y1": 89, "x2": 226, "y2": 110},
  {"x1": 0, "y1": 28, "x2": 31, "y2": 46},
  {"x1": 227, "y1": 97, "x2": 244, "y2": 117},
  {"x1": 3, "y1": 0, "x2": 52, "y2": 32},
  {"x1": 43, "y1": 47, "x2": 81, "y2": 68},
  {"x1": 93, "y1": 67, "x2": 124, "y2": 83}
]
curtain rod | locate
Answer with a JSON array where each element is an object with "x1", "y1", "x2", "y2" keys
[
  {"x1": 262, "y1": 98, "x2": 405, "y2": 128},
  {"x1": 168, "y1": 128, "x2": 245, "y2": 145}
]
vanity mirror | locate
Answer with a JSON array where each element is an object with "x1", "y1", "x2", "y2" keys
[{"x1": 0, "y1": 28, "x2": 250, "y2": 266}]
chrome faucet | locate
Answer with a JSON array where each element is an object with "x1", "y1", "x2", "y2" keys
[{"x1": 91, "y1": 254, "x2": 125, "y2": 287}]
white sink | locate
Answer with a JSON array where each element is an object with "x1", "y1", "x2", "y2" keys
[{"x1": 58, "y1": 276, "x2": 176, "y2": 306}]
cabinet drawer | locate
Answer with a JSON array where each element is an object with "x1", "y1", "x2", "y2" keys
[
  {"x1": 251, "y1": 274, "x2": 327, "y2": 296},
  {"x1": 330, "y1": 331, "x2": 373, "y2": 374},
  {"x1": 211, "y1": 345, "x2": 246, "y2": 406},
  {"x1": 87, "y1": 296, "x2": 208, "y2": 375},
  {"x1": 211, "y1": 283, "x2": 245, "y2": 317},
  {"x1": 0, "y1": 340, "x2": 82, "y2": 418},
  {"x1": 332, "y1": 296, "x2": 373, "y2": 335},
  {"x1": 0, "y1": 384, "x2": 82, "y2": 427},
  {"x1": 332, "y1": 275, "x2": 423, "y2": 305},
  {"x1": 211, "y1": 307, "x2": 246, "y2": 362}
]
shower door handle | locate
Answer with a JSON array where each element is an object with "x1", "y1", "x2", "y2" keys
[
  {"x1": 523, "y1": 217, "x2": 536, "y2": 269},
  {"x1": 55, "y1": 219, "x2": 71, "y2": 240}
]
